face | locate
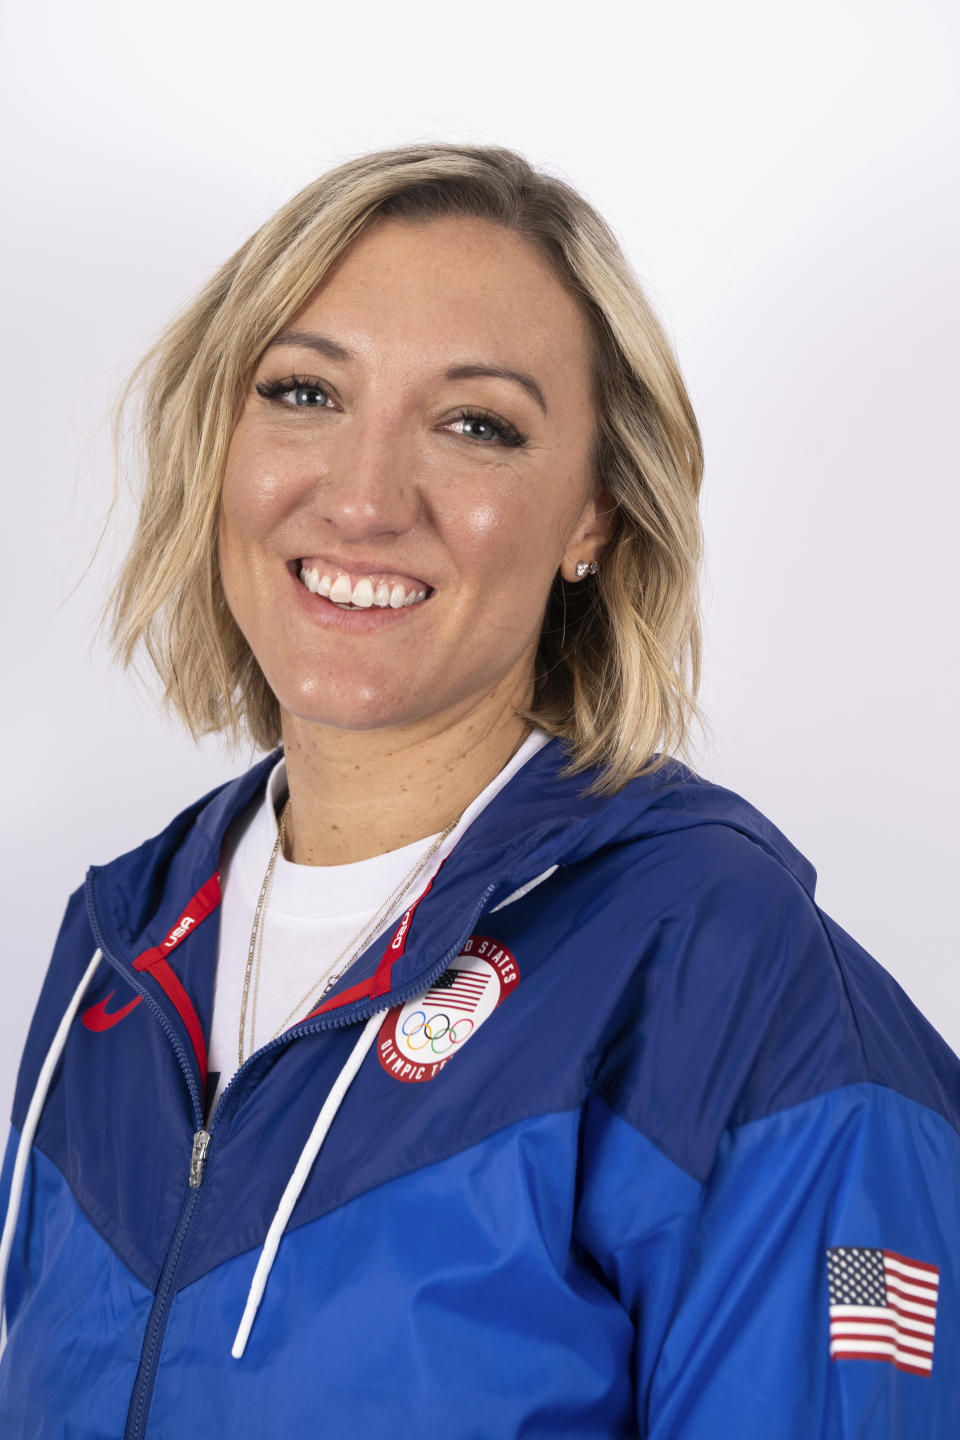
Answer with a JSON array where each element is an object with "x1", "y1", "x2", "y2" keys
[{"x1": 218, "y1": 213, "x2": 615, "y2": 737}]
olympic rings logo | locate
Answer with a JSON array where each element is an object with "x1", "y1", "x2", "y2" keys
[{"x1": 400, "y1": 1008, "x2": 475, "y2": 1055}]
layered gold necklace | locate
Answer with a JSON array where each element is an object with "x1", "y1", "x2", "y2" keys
[{"x1": 237, "y1": 797, "x2": 462, "y2": 1065}]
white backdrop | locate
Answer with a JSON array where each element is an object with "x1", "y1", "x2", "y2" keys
[{"x1": 1, "y1": 0, "x2": 957, "y2": 1124}]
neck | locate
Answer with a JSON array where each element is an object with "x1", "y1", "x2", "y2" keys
[{"x1": 279, "y1": 675, "x2": 536, "y2": 866}]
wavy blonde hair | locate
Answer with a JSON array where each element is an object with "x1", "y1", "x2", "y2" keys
[{"x1": 107, "y1": 142, "x2": 706, "y2": 795}]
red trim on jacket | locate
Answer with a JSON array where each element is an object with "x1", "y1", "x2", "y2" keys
[
  {"x1": 132, "y1": 872, "x2": 221, "y2": 1087},
  {"x1": 302, "y1": 857, "x2": 451, "y2": 1022}
]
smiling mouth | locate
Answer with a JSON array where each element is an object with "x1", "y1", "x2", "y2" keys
[{"x1": 295, "y1": 561, "x2": 433, "y2": 610}]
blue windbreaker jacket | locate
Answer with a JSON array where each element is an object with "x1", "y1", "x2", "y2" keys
[{"x1": 0, "y1": 738, "x2": 958, "y2": 1438}]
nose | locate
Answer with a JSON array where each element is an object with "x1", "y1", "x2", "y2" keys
[{"x1": 308, "y1": 418, "x2": 421, "y2": 542}]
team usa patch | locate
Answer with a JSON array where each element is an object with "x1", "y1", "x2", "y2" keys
[
  {"x1": 826, "y1": 1247, "x2": 940, "y2": 1376},
  {"x1": 377, "y1": 934, "x2": 520, "y2": 1084}
]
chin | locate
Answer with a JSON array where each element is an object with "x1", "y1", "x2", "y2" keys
[{"x1": 275, "y1": 672, "x2": 433, "y2": 735}]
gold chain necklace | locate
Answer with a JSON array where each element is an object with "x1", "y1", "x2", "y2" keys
[{"x1": 237, "y1": 797, "x2": 462, "y2": 1066}]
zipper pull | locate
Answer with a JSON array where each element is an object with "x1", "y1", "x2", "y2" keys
[{"x1": 189, "y1": 1129, "x2": 211, "y2": 1188}]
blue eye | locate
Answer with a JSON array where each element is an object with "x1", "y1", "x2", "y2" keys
[
  {"x1": 254, "y1": 375, "x2": 529, "y2": 450},
  {"x1": 255, "y1": 376, "x2": 332, "y2": 408},
  {"x1": 448, "y1": 408, "x2": 528, "y2": 449}
]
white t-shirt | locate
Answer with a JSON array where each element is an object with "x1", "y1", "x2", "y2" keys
[{"x1": 205, "y1": 727, "x2": 552, "y2": 1118}]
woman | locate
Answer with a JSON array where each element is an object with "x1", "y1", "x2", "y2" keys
[{"x1": 0, "y1": 142, "x2": 956, "y2": 1438}]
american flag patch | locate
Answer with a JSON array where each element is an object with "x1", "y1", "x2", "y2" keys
[
  {"x1": 827, "y1": 1247, "x2": 940, "y2": 1376},
  {"x1": 422, "y1": 968, "x2": 490, "y2": 1013}
]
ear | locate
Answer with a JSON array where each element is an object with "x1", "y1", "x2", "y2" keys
[{"x1": 559, "y1": 484, "x2": 618, "y2": 583}]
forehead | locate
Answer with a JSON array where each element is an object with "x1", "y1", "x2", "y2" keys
[{"x1": 285, "y1": 214, "x2": 594, "y2": 398}]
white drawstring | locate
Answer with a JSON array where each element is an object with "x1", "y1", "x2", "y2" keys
[
  {"x1": 0, "y1": 950, "x2": 432, "y2": 1362},
  {"x1": 0, "y1": 946, "x2": 104, "y2": 1358},
  {"x1": 489, "y1": 866, "x2": 558, "y2": 913},
  {"x1": 0, "y1": 948, "x2": 465, "y2": 1363},
  {"x1": 231, "y1": 1010, "x2": 383, "y2": 1359},
  {"x1": 230, "y1": 872, "x2": 560, "y2": 1360}
]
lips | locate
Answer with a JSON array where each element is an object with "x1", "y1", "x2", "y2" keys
[{"x1": 286, "y1": 558, "x2": 434, "y2": 631}]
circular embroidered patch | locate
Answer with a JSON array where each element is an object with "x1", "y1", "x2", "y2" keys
[{"x1": 377, "y1": 933, "x2": 520, "y2": 1083}]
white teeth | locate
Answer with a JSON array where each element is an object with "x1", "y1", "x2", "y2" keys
[
  {"x1": 350, "y1": 577, "x2": 375, "y2": 608},
  {"x1": 300, "y1": 564, "x2": 429, "y2": 610}
]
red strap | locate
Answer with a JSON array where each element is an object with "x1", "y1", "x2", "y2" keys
[
  {"x1": 132, "y1": 873, "x2": 221, "y2": 970},
  {"x1": 133, "y1": 872, "x2": 220, "y2": 1087},
  {"x1": 307, "y1": 973, "x2": 378, "y2": 1020},
  {"x1": 302, "y1": 855, "x2": 451, "y2": 1023},
  {"x1": 145, "y1": 958, "x2": 209, "y2": 1089}
]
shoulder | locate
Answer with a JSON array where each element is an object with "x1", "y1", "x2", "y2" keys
[
  {"x1": 577, "y1": 777, "x2": 960, "y2": 1180},
  {"x1": 10, "y1": 753, "x2": 280, "y2": 1120}
]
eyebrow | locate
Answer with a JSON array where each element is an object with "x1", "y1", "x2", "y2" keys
[{"x1": 261, "y1": 329, "x2": 548, "y2": 415}]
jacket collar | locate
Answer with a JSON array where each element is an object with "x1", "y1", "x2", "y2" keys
[{"x1": 85, "y1": 735, "x2": 817, "y2": 1028}]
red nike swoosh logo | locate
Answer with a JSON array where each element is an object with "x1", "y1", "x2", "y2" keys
[{"x1": 82, "y1": 992, "x2": 143, "y2": 1032}]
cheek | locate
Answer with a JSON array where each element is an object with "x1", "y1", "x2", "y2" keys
[
  {"x1": 436, "y1": 489, "x2": 561, "y2": 660},
  {"x1": 221, "y1": 459, "x2": 291, "y2": 543},
  {"x1": 452, "y1": 493, "x2": 559, "y2": 589},
  {"x1": 446, "y1": 484, "x2": 539, "y2": 552},
  {"x1": 223, "y1": 413, "x2": 313, "y2": 526},
  {"x1": 218, "y1": 453, "x2": 284, "y2": 624},
  {"x1": 460, "y1": 500, "x2": 501, "y2": 543},
  {"x1": 219, "y1": 434, "x2": 300, "y2": 589}
]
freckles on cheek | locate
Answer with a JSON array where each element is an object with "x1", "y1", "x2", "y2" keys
[
  {"x1": 459, "y1": 497, "x2": 548, "y2": 570},
  {"x1": 462, "y1": 502, "x2": 501, "y2": 539},
  {"x1": 460, "y1": 500, "x2": 537, "y2": 558},
  {"x1": 223, "y1": 466, "x2": 291, "y2": 536},
  {"x1": 456, "y1": 502, "x2": 516, "y2": 583}
]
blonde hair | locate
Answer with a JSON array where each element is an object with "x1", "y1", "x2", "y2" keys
[{"x1": 108, "y1": 142, "x2": 706, "y2": 795}]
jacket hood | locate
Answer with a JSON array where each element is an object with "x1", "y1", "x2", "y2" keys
[{"x1": 85, "y1": 736, "x2": 817, "y2": 1000}]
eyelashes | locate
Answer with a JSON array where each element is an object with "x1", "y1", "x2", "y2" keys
[
  {"x1": 448, "y1": 407, "x2": 529, "y2": 450},
  {"x1": 253, "y1": 374, "x2": 529, "y2": 450},
  {"x1": 255, "y1": 376, "x2": 332, "y2": 408}
]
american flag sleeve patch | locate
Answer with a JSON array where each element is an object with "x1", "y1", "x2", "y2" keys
[{"x1": 827, "y1": 1247, "x2": 940, "y2": 1376}]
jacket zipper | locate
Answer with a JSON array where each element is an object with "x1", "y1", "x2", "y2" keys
[
  {"x1": 117, "y1": 878, "x2": 500, "y2": 1439},
  {"x1": 189, "y1": 1129, "x2": 211, "y2": 1188},
  {"x1": 84, "y1": 875, "x2": 205, "y2": 1125},
  {"x1": 123, "y1": 1157, "x2": 206, "y2": 1440}
]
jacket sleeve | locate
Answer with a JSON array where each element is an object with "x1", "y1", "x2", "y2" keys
[
  {"x1": 7, "y1": 883, "x2": 95, "y2": 1132},
  {"x1": 574, "y1": 1074, "x2": 960, "y2": 1437},
  {"x1": 572, "y1": 863, "x2": 960, "y2": 1438}
]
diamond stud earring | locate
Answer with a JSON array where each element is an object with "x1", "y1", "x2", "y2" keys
[{"x1": 575, "y1": 560, "x2": 599, "y2": 578}]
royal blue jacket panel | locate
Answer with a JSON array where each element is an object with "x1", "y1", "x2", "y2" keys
[{"x1": 0, "y1": 738, "x2": 958, "y2": 1437}]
